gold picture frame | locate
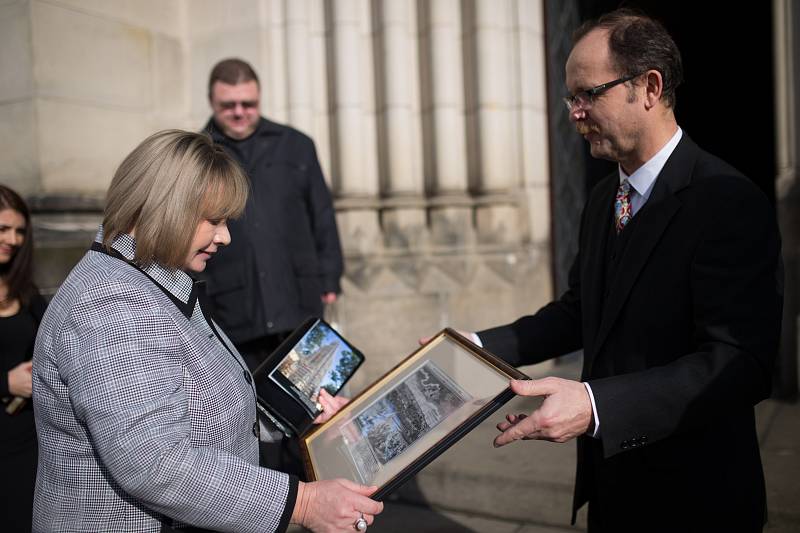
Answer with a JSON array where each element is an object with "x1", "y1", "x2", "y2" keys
[{"x1": 299, "y1": 328, "x2": 528, "y2": 499}]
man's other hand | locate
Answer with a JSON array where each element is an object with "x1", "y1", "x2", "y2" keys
[{"x1": 493, "y1": 377, "x2": 591, "y2": 446}]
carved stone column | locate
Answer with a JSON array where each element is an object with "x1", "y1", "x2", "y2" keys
[
  {"x1": 330, "y1": 0, "x2": 381, "y2": 256},
  {"x1": 774, "y1": 0, "x2": 800, "y2": 398},
  {"x1": 422, "y1": 0, "x2": 474, "y2": 249},
  {"x1": 469, "y1": 0, "x2": 522, "y2": 246},
  {"x1": 264, "y1": 0, "x2": 289, "y2": 123},
  {"x1": 285, "y1": 0, "x2": 314, "y2": 132},
  {"x1": 376, "y1": 0, "x2": 427, "y2": 251},
  {"x1": 0, "y1": 0, "x2": 37, "y2": 196},
  {"x1": 516, "y1": 0, "x2": 550, "y2": 247}
]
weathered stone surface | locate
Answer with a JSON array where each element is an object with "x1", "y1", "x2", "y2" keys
[
  {"x1": 32, "y1": 1, "x2": 152, "y2": 110},
  {"x1": 0, "y1": 100, "x2": 38, "y2": 194},
  {"x1": 429, "y1": 206, "x2": 474, "y2": 248},
  {"x1": 36, "y1": 98, "x2": 152, "y2": 194},
  {"x1": 475, "y1": 204, "x2": 520, "y2": 245},
  {"x1": 45, "y1": 0, "x2": 182, "y2": 38},
  {"x1": 381, "y1": 207, "x2": 428, "y2": 250},
  {"x1": 0, "y1": 1, "x2": 34, "y2": 103}
]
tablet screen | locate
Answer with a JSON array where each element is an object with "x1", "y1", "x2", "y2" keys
[{"x1": 267, "y1": 318, "x2": 365, "y2": 416}]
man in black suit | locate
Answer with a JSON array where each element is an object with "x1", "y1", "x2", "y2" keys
[{"x1": 477, "y1": 9, "x2": 783, "y2": 532}]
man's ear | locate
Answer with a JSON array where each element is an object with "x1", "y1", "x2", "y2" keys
[{"x1": 644, "y1": 70, "x2": 664, "y2": 110}]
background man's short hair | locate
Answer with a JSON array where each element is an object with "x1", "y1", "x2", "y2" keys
[{"x1": 208, "y1": 58, "x2": 260, "y2": 98}]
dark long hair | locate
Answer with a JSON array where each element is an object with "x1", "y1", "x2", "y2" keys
[{"x1": 0, "y1": 184, "x2": 36, "y2": 306}]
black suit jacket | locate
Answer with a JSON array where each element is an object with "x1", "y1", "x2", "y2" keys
[
  {"x1": 201, "y1": 118, "x2": 344, "y2": 342},
  {"x1": 480, "y1": 135, "x2": 783, "y2": 532}
]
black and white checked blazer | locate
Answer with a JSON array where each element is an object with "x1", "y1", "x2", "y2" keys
[{"x1": 32, "y1": 231, "x2": 297, "y2": 532}]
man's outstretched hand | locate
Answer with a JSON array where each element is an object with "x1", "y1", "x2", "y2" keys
[{"x1": 494, "y1": 377, "x2": 592, "y2": 446}]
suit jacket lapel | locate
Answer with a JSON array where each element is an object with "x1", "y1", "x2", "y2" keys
[
  {"x1": 581, "y1": 176, "x2": 616, "y2": 371},
  {"x1": 591, "y1": 134, "x2": 698, "y2": 358}
]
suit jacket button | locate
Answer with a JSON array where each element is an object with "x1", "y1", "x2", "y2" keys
[
  {"x1": 641, "y1": 436, "x2": 648, "y2": 443},
  {"x1": 621, "y1": 441, "x2": 629, "y2": 449},
  {"x1": 252, "y1": 421, "x2": 260, "y2": 438}
]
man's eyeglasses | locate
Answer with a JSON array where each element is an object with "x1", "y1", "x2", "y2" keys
[
  {"x1": 217, "y1": 100, "x2": 259, "y2": 111},
  {"x1": 563, "y1": 73, "x2": 642, "y2": 112}
]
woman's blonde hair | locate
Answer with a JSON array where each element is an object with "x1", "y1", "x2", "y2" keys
[{"x1": 103, "y1": 130, "x2": 249, "y2": 269}]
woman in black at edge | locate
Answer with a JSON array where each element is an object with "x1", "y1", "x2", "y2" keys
[{"x1": 0, "y1": 184, "x2": 46, "y2": 533}]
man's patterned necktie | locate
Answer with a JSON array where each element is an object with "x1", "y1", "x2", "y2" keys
[{"x1": 615, "y1": 180, "x2": 632, "y2": 233}]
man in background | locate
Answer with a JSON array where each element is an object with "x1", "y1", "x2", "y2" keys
[
  {"x1": 202, "y1": 58, "x2": 343, "y2": 370},
  {"x1": 201, "y1": 58, "x2": 344, "y2": 475}
]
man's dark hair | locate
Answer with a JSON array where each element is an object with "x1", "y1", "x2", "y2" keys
[
  {"x1": 208, "y1": 58, "x2": 260, "y2": 99},
  {"x1": 573, "y1": 8, "x2": 683, "y2": 108}
]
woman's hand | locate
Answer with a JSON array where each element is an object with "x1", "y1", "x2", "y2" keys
[
  {"x1": 8, "y1": 360, "x2": 33, "y2": 398},
  {"x1": 291, "y1": 478, "x2": 383, "y2": 533},
  {"x1": 313, "y1": 388, "x2": 349, "y2": 424}
]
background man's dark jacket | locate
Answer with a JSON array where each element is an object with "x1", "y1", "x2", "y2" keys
[
  {"x1": 480, "y1": 135, "x2": 783, "y2": 532},
  {"x1": 202, "y1": 117, "x2": 344, "y2": 343}
]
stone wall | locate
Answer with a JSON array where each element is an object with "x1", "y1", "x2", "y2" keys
[{"x1": 2, "y1": 0, "x2": 554, "y2": 384}]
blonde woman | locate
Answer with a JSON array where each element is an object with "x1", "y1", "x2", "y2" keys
[{"x1": 32, "y1": 130, "x2": 382, "y2": 533}]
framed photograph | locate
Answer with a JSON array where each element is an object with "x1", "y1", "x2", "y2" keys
[
  {"x1": 299, "y1": 328, "x2": 528, "y2": 500},
  {"x1": 253, "y1": 317, "x2": 365, "y2": 436}
]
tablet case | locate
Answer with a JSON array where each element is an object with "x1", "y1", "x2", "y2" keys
[{"x1": 252, "y1": 317, "x2": 365, "y2": 437}]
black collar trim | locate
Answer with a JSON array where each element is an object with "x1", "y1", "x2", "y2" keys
[{"x1": 89, "y1": 241, "x2": 198, "y2": 319}]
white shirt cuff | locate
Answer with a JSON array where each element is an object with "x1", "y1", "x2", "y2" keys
[
  {"x1": 583, "y1": 381, "x2": 600, "y2": 438},
  {"x1": 470, "y1": 332, "x2": 483, "y2": 348}
]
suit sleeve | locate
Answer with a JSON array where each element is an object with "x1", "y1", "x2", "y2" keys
[
  {"x1": 588, "y1": 180, "x2": 783, "y2": 458},
  {"x1": 303, "y1": 139, "x2": 344, "y2": 294},
  {"x1": 59, "y1": 282, "x2": 297, "y2": 533}
]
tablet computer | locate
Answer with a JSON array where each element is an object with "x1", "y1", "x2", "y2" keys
[{"x1": 252, "y1": 317, "x2": 365, "y2": 436}]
